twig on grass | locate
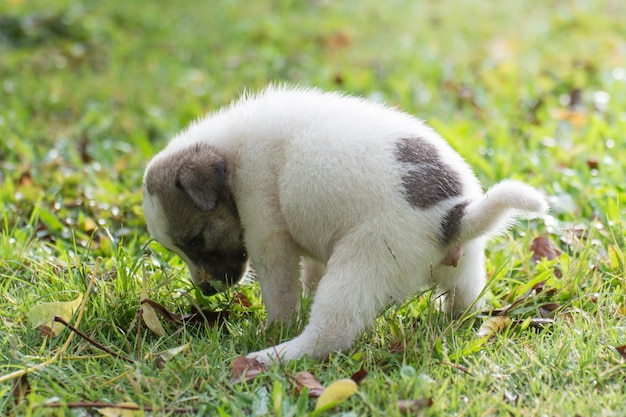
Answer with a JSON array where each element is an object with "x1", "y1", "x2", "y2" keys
[
  {"x1": 439, "y1": 361, "x2": 471, "y2": 375},
  {"x1": 35, "y1": 401, "x2": 198, "y2": 414},
  {"x1": 52, "y1": 316, "x2": 134, "y2": 364}
]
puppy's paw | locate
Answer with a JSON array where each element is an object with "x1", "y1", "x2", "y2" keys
[
  {"x1": 246, "y1": 339, "x2": 309, "y2": 366},
  {"x1": 246, "y1": 347, "x2": 278, "y2": 367}
]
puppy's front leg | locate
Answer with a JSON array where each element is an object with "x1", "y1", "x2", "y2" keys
[
  {"x1": 248, "y1": 256, "x2": 385, "y2": 365},
  {"x1": 247, "y1": 231, "x2": 301, "y2": 324}
]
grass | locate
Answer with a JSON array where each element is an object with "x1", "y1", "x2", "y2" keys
[{"x1": 1, "y1": 0, "x2": 626, "y2": 415}]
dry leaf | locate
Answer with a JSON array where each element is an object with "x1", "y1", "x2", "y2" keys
[
  {"x1": 233, "y1": 292, "x2": 251, "y2": 308},
  {"x1": 97, "y1": 402, "x2": 143, "y2": 417},
  {"x1": 397, "y1": 398, "x2": 433, "y2": 414},
  {"x1": 140, "y1": 298, "x2": 186, "y2": 322},
  {"x1": 530, "y1": 236, "x2": 562, "y2": 262},
  {"x1": 27, "y1": 296, "x2": 83, "y2": 337},
  {"x1": 140, "y1": 298, "x2": 227, "y2": 326},
  {"x1": 230, "y1": 356, "x2": 266, "y2": 384},
  {"x1": 477, "y1": 316, "x2": 511, "y2": 338},
  {"x1": 350, "y1": 364, "x2": 368, "y2": 385},
  {"x1": 530, "y1": 236, "x2": 562, "y2": 277},
  {"x1": 293, "y1": 371, "x2": 325, "y2": 397},
  {"x1": 586, "y1": 158, "x2": 599, "y2": 170},
  {"x1": 314, "y1": 378, "x2": 358, "y2": 411},
  {"x1": 539, "y1": 302, "x2": 560, "y2": 318},
  {"x1": 155, "y1": 342, "x2": 191, "y2": 369},
  {"x1": 141, "y1": 277, "x2": 165, "y2": 336}
]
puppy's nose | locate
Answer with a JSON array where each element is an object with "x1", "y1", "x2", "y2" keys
[{"x1": 197, "y1": 281, "x2": 219, "y2": 296}]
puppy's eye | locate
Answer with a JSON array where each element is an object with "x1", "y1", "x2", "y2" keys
[{"x1": 187, "y1": 233, "x2": 204, "y2": 248}]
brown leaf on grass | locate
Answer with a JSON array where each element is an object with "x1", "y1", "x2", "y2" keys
[
  {"x1": 230, "y1": 356, "x2": 267, "y2": 384},
  {"x1": 614, "y1": 345, "x2": 626, "y2": 360},
  {"x1": 293, "y1": 371, "x2": 325, "y2": 397},
  {"x1": 350, "y1": 364, "x2": 368, "y2": 385},
  {"x1": 293, "y1": 365, "x2": 367, "y2": 398},
  {"x1": 397, "y1": 398, "x2": 433, "y2": 414},
  {"x1": 141, "y1": 299, "x2": 185, "y2": 322},
  {"x1": 586, "y1": 158, "x2": 599, "y2": 170},
  {"x1": 539, "y1": 302, "x2": 560, "y2": 318},
  {"x1": 140, "y1": 299, "x2": 227, "y2": 326},
  {"x1": 530, "y1": 236, "x2": 562, "y2": 278},
  {"x1": 188, "y1": 305, "x2": 228, "y2": 325},
  {"x1": 530, "y1": 237, "x2": 562, "y2": 262},
  {"x1": 232, "y1": 291, "x2": 251, "y2": 308}
]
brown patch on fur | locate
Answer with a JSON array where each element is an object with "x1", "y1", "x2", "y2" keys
[{"x1": 394, "y1": 138, "x2": 462, "y2": 209}]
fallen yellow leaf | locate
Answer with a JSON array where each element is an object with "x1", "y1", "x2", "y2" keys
[
  {"x1": 314, "y1": 378, "x2": 358, "y2": 412},
  {"x1": 27, "y1": 296, "x2": 83, "y2": 337},
  {"x1": 97, "y1": 402, "x2": 143, "y2": 417},
  {"x1": 155, "y1": 342, "x2": 191, "y2": 368},
  {"x1": 141, "y1": 274, "x2": 165, "y2": 336}
]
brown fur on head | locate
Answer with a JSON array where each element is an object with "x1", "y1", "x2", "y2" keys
[{"x1": 142, "y1": 143, "x2": 248, "y2": 295}]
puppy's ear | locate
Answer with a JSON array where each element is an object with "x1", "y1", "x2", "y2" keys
[{"x1": 176, "y1": 148, "x2": 226, "y2": 212}]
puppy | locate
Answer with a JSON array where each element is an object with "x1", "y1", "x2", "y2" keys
[{"x1": 143, "y1": 86, "x2": 548, "y2": 365}]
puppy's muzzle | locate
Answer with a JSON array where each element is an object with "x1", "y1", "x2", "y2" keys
[{"x1": 189, "y1": 250, "x2": 248, "y2": 296}]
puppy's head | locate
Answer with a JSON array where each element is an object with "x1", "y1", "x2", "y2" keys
[{"x1": 143, "y1": 142, "x2": 248, "y2": 295}]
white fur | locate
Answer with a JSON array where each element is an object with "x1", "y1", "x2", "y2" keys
[{"x1": 145, "y1": 86, "x2": 548, "y2": 364}]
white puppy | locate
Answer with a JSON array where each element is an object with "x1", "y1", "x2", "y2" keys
[{"x1": 143, "y1": 86, "x2": 548, "y2": 365}]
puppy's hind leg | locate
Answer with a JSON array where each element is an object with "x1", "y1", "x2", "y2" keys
[{"x1": 435, "y1": 239, "x2": 487, "y2": 314}]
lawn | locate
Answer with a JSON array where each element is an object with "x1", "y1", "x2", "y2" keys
[{"x1": 1, "y1": 0, "x2": 626, "y2": 415}]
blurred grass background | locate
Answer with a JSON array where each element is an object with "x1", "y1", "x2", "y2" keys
[{"x1": 1, "y1": 0, "x2": 626, "y2": 415}]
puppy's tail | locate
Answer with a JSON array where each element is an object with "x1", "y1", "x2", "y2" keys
[{"x1": 450, "y1": 180, "x2": 548, "y2": 244}]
